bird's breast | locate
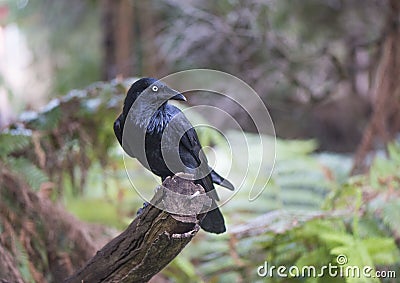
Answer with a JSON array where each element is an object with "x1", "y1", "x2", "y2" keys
[{"x1": 146, "y1": 109, "x2": 174, "y2": 134}]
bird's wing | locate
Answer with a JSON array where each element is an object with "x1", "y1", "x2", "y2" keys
[
  {"x1": 113, "y1": 113, "x2": 123, "y2": 146},
  {"x1": 168, "y1": 112, "x2": 220, "y2": 200},
  {"x1": 114, "y1": 113, "x2": 138, "y2": 158},
  {"x1": 166, "y1": 106, "x2": 205, "y2": 166},
  {"x1": 211, "y1": 170, "x2": 234, "y2": 191},
  {"x1": 174, "y1": 115, "x2": 234, "y2": 192},
  {"x1": 182, "y1": 127, "x2": 204, "y2": 165}
]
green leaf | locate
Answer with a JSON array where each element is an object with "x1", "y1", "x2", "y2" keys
[
  {"x1": 0, "y1": 132, "x2": 31, "y2": 158},
  {"x1": 382, "y1": 200, "x2": 400, "y2": 237},
  {"x1": 295, "y1": 247, "x2": 330, "y2": 267},
  {"x1": 171, "y1": 256, "x2": 200, "y2": 281},
  {"x1": 387, "y1": 142, "x2": 400, "y2": 163},
  {"x1": 5, "y1": 157, "x2": 48, "y2": 190},
  {"x1": 362, "y1": 237, "x2": 400, "y2": 265}
]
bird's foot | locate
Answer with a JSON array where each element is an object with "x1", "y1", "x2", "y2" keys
[{"x1": 136, "y1": 202, "x2": 149, "y2": 215}]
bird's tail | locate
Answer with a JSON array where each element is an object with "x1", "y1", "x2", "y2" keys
[
  {"x1": 197, "y1": 175, "x2": 227, "y2": 234},
  {"x1": 113, "y1": 114, "x2": 124, "y2": 146},
  {"x1": 211, "y1": 170, "x2": 234, "y2": 191},
  {"x1": 200, "y1": 205, "x2": 226, "y2": 234}
]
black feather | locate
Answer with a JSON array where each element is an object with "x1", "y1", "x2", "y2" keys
[{"x1": 114, "y1": 78, "x2": 234, "y2": 234}]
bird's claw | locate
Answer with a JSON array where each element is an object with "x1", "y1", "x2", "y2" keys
[{"x1": 136, "y1": 202, "x2": 149, "y2": 215}]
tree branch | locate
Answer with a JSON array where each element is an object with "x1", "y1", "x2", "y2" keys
[{"x1": 64, "y1": 174, "x2": 211, "y2": 283}]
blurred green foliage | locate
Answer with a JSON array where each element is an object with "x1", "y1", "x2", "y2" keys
[
  {"x1": 0, "y1": 0, "x2": 398, "y2": 281},
  {"x1": 1, "y1": 78, "x2": 399, "y2": 281},
  {"x1": 0, "y1": 131, "x2": 48, "y2": 190},
  {"x1": 163, "y1": 141, "x2": 400, "y2": 283}
]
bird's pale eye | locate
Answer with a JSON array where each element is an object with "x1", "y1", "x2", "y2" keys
[{"x1": 152, "y1": 86, "x2": 158, "y2": 92}]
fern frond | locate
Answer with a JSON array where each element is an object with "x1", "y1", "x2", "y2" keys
[
  {"x1": 0, "y1": 131, "x2": 31, "y2": 158},
  {"x1": 6, "y1": 157, "x2": 49, "y2": 190}
]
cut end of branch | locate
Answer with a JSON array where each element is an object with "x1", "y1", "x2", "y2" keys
[{"x1": 154, "y1": 174, "x2": 212, "y2": 222}]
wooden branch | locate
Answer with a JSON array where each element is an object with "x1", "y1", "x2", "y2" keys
[
  {"x1": 64, "y1": 174, "x2": 211, "y2": 283},
  {"x1": 0, "y1": 245, "x2": 24, "y2": 283}
]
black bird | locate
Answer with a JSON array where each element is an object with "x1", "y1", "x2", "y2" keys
[{"x1": 114, "y1": 78, "x2": 234, "y2": 234}]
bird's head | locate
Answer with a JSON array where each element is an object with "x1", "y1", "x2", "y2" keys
[{"x1": 123, "y1": 78, "x2": 186, "y2": 117}]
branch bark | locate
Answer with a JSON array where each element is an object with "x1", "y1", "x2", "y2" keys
[
  {"x1": 0, "y1": 245, "x2": 24, "y2": 283},
  {"x1": 64, "y1": 174, "x2": 211, "y2": 283}
]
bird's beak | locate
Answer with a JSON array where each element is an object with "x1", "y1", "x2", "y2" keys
[{"x1": 170, "y1": 91, "x2": 187, "y2": 102}]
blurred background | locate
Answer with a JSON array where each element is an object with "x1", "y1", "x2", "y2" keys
[
  {"x1": 1, "y1": 0, "x2": 392, "y2": 152},
  {"x1": 0, "y1": 0, "x2": 400, "y2": 282}
]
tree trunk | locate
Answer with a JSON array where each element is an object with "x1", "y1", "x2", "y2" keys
[
  {"x1": 65, "y1": 174, "x2": 210, "y2": 283},
  {"x1": 101, "y1": 0, "x2": 135, "y2": 79},
  {"x1": 352, "y1": 0, "x2": 400, "y2": 173}
]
